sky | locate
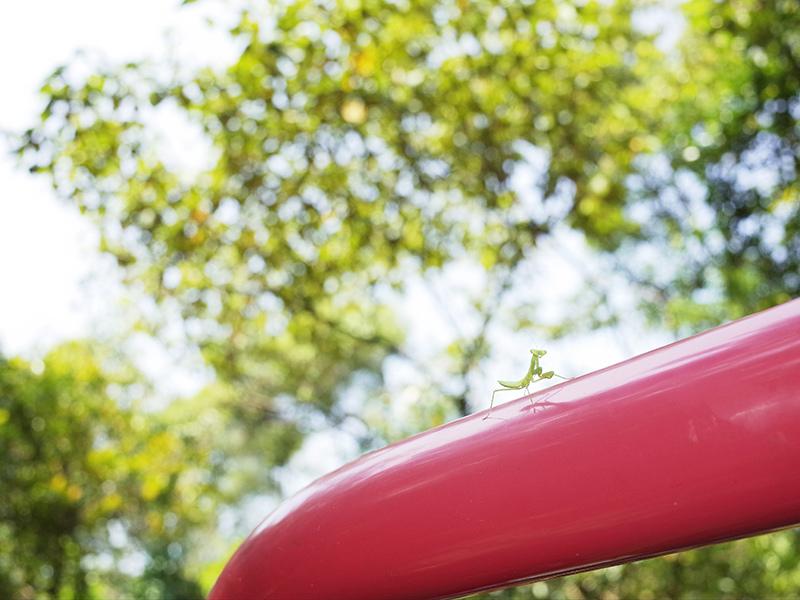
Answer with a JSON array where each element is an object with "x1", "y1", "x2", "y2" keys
[{"x1": 0, "y1": 0, "x2": 239, "y2": 358}]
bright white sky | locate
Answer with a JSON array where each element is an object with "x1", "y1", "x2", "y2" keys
[{"x1": 0, "y1": 0, "x2": 239, "y2": 358}]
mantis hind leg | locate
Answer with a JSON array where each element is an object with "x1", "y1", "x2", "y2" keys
[
  {"x1": 524, "y1": 385, "x2": 540, "y2": 413},
  {"x1": 485, "y1": 386, "x2": 539, "y2": 420},
  {"x1": 484, "y1": 387, "x2": 512, "y2": 420}
]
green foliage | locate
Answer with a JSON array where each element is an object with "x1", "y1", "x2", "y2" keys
[
  {"x1": 617, "y1": 0, "x2": 800, "y2": 333},
  {"x1": 8, "y1": 0, "x2": 800, "y2": 597},
  {"x1": 18, "y1": 0, "x2": 660, "y2": 423},
  {"x1": 0, "y1": 343, "x2": 225, "y2": 599}
]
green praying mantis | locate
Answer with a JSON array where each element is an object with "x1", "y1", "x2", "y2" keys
[{"x1": 484, "y1": 349, "x2": 568, "y2": 420}]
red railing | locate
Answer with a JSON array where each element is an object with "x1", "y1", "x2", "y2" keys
[{"x1": 209, "y1": 298, "x2": 800, "y2": 600}]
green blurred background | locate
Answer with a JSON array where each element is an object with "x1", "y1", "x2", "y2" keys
[{"x1": 2, "y1": 0, "x2": 800, "y2": 597}]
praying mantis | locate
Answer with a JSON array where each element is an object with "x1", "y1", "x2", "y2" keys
[{"x1": 484, "y1": 349, "x2": 568, "y2": 420}]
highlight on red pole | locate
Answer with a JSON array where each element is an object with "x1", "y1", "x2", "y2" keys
[{"x1": 209, "y1": 299, "x2": 800, "y2": 600}]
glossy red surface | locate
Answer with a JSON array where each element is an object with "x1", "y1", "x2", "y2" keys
[{"x1": 209, "y1": 299, "x2": 800, "y2": 600}]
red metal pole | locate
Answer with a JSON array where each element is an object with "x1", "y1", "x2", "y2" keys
[{"x1": 209, "y1": 299, "x2": 800, "y2": 600}]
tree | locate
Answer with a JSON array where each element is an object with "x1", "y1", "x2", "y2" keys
[
  {"x1": 17, "y1": 0, "x2": 661, "y2": 437},
  {"x1": 0, "y1": 342, "x2": 229, "y2": 599},
  {"x1": 613, "y1": 0, "x2": 800, "y2": 334}
]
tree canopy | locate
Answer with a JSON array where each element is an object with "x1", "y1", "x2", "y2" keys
[{"x1": 8, "y1": 0, "x2": 800, "y2": 597}]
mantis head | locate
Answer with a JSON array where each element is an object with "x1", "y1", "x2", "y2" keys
[{"x1": 530, "y1": 349, "x2": 547, "y2": 357}]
